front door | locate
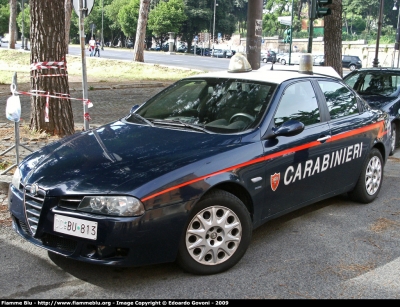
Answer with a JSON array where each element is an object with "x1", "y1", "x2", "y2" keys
[{"x1": 262, "y1": 80, "x2": 332, "y2": 218}]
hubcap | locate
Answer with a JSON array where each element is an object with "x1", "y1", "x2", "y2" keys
[
  {"x1": 365, "y1": 156, "x2": 382, "y2": 196},
  {"x1": 185, "y1": 206, "x2": 242, "y2": 266}
]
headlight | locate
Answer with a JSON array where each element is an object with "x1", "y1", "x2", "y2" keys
[
  {"x1": 11, "y1": 167, "x2": 21, "y2": 188},
  {"x1": 77, "y1": 196, "x2": 145, "y2": 217}
]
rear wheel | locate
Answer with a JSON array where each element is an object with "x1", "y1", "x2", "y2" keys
[
  {"x1": 263, "y1": 58, "x2": 267, "y2": 63},
  {"x1": 281, "y1": 59, "x2": 286, "y2": 65},
  {"x1": 348, "y1": 148, "x2": 383, "y2": 203},
  {"x1": 177, "y1": 189, "x2": 252, "y2": 275},
  {"x1": 389, "y1": 124, "x2": 397, "y2": 156}
]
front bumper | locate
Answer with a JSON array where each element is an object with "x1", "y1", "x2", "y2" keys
[{"x1": 8, "y1": 184, "x2": 191, "y2": 267}]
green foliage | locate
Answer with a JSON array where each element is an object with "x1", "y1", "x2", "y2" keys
[
  {"x1": 118, "y1": 0, "x2": 141, "y2": 38},
  {"x1": 0, "y1": 2, "x2": 9, "y2": 36},
  {"x1": 148, "y1": 0, "x2": 187, "y2": 38},
  {"x1": 16, "y1": 3, "x2": 30, "y2": 38}
]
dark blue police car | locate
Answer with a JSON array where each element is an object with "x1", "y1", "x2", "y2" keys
[{"x1": 8, "y1": 54, "x2": 391, "y2": 275}]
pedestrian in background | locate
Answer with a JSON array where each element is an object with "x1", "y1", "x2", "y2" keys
[
  {"x1": 88, "y1": 37, "x2": 96, "y2": 57},
  {"x1": 94, "y1": 39, "x2": 101, "y2": 57}
]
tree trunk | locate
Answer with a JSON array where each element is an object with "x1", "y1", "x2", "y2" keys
[
  {"x1": 133, "y1": 0, "x2": 151, "y2": 62},
  {"x1": 8, "y1": 0, "x2": 17, "y2": 49},
  {"x1": 30, "y1": 0, "x2": 75, "y2": 136},
  {"x1": 65, "y1": 0, "x2": 73, "y2": 53},
  {"x1": 324, "y1": 0, "x2": 343, "y2": 78}
]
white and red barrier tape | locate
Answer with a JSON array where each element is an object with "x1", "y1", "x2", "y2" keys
[
  {"x1": 16, "y1": 90, "x2": 93, "y2": 122},
  {"x1": 14, "y1": 60, "x2": 91, "y2": 122},
  {"x1": 31, "y1": 59, "x2": 67, "y2": 77}
]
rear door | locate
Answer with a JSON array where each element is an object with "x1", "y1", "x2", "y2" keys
[{"x1": 316, "y1": 79, "x2": 370, "y2": 192}]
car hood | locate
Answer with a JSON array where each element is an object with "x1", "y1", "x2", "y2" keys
[{"x1": 19, "y1": 120, "x2": 245, "y2": 196}]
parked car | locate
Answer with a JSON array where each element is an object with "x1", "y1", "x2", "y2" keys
[
  {"x1": 313, "y1": 54, "x2": 325, "y2": 66},
  {"x1": 312, "y1": 55, "x2": 362, "y2": 71},
  {"x1": 1, "y1": 33, "x2": 9, "y2": 43},
  {"x1": 261, "y1": 50, "x2": 277, "y2": 63},
  {"x1": 343, "y1": 67, "x2": 400, "y2": 155},
  {"x1": 279, "y1": 53, "x2": 302, "y2": 65},
  {"x1": 225, "y1": 49, "x2": 236, "y2": 58},
  {"x1": 190, "y1": 46, "x2": 211, "y2": 56},
  {"x1": 212, "y1": 49, "x2": 227, "y2": 58},
  {"x1": 177, "y1": 45, "x2": 187, "y2": 53},
  {"x1": 150, "y1": 44, "x2": 161, "y2": 51},
  {"x1": 276, "y1": 52, "x2": 287, "y2": 63},
  {"x1": 8, "y1": 54, "x2": 391, "y2": 275},
  {"x1": 126, "y1": 40, "x2": 134, "y2": 49}
]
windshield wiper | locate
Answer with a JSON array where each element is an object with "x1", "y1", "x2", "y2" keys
[
  {"x1": 152, "y1": 119, "x2": 211, "y2": 133},
  {"x1": 129, "y1": 113, "x2": 154, "y2": 126}
]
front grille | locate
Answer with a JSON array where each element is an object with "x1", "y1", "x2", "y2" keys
[
  {"x1": 23, "y1": 184, "x2": 46, "y2": 236},
  {"x1": 41, "y1": 233, "x2": 77, "y2": 253},
  {"x1": 58, "y1": 197, "x2": 82, "y2": 210},
  {"x1": 17, "y1": 218, "x2": 31, "y2": 235}
]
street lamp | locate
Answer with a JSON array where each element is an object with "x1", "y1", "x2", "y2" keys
[
  {"x1": 393, "y1": 0, "x2": 400, "y2": 67},
  {"x1": 101, "y1": 0, "x2": 104, "y2": 50},
  {"x1": 212, "y1": 0, "x2": 218, "y2": 49},
  {"x1": 372, "y1": 0, "x2": 384, "y2": 67}
]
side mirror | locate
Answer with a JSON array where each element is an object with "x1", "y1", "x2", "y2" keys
[
  {"x1": 272, "y1": 119, "x2": 305, "y2": 137},
  {"x1": 130, "y1": 105, "x2": 140, "y2": 113}
]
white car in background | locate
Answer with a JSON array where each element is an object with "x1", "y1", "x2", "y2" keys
[{"x1": 279, "y1": 53, "x2": 302, "y2": 65}]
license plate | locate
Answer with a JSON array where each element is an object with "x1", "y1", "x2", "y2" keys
[{"x1": 54, "y1": 214, "x2": 98, "y2": 240}]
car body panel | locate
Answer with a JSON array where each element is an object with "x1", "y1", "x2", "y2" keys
[
  {"x1": 9, "y1": 63, "x2": 391, "y2": 269},
  {"x1": 343, "y1": 67, "x2": 400, "y2": 153}
]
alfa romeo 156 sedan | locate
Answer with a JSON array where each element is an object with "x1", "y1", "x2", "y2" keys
[{"x1": 9, "y1": 54, "x2": 391, "y2": 275}]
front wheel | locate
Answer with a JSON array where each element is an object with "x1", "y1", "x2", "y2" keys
[
  {"x1": 348, "y1": 148, "x2": 383, "y2": 203},
  {"x1": 281, "y1": 59, "x2": 286, "y2": 65},
  {"x1": 349, "y1": 64, "x2": 356, "y2": 71},
  {"x1": 389, "y1": 124, "x2": 397, "y2": 156},
  {"x1": 177, "y1": 189, "x2": 252, "y2": 275}
]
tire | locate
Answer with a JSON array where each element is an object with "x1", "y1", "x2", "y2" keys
[
  {"x1": 349, "y1": 64, "x2": 356, "y2": 71},
  {"x1": 348, "y1": 148, "x2": 383, "y2": 204},
  {"x1": 281, "y1": 59, "x2": 286, "y2": 65},
  {"x1": 389, "y1": 124, "x2": 397, "y2": 156},
  {"x1": 263, "y1": 58, "x2": 267, "y2": 63},
  {"x1": 177, "y1": 189, "x2": 252, "y2": 275}
]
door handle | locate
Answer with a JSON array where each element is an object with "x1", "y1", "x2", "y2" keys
[{"x1": 317, "y1": 135, "x2": 331, "y2": 142}]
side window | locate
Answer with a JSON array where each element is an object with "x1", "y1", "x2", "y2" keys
[
  {"x1": 318, "y1": 81, "x2": 359, "y2": 120},
  {"x1": 274, "y1": 81, "x2": 320, "y2": 127}
]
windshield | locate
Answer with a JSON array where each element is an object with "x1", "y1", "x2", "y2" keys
[
  {"x1": 126, "y1": 78, "x2": 277, "y2": 134},
  {"x1": 344, "y1": 71, "x2": 400, "y2": 97}
]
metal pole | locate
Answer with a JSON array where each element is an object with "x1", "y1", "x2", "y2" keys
[
  {"x1": 289, "y1": 0, "x2": 294, "y2": 65},
  {"x1": 101, "y1": 0, "x2": 104, "y2": 51},
  {"x1": 21, "y1": 0, "x2": 24, "y2": 49},
  {"x1": 212, "y1": 0, "x2": 216, "y2": 49},
  {"x1": 246, "y1": 0, "x2": 263, "y2": 69},
  {"x1": 308, "y1": 0, "x2": 316, "y2": 54},
  {"x1": 373, "y1": 0, "x2": 384, "y2": 67},
  {"x1": 79, "y1": 0, "x2": 90, "y2": 131}
]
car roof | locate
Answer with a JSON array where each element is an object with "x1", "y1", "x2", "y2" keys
[
  {"x1": 348, "y1": 67, "x2": 400, "y2": 72},
  {"x1": 260, "y1": 63, "x2": 342, "y2": 79},
  {"x1": 189, "y1": 65, "x2": 341, "y2": 84}
]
